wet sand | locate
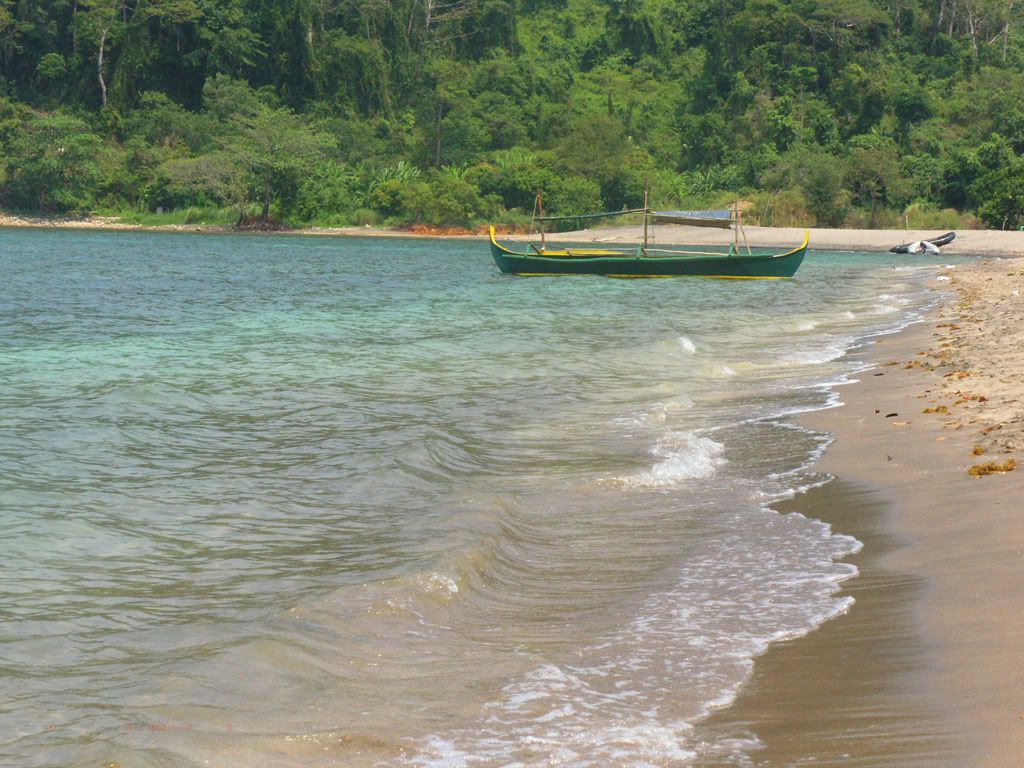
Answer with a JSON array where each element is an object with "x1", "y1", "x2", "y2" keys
[
  {"x1": 701, "y1": 479, "x2": 961, "y2": 767},
  {"x1": 703, "y1": 263, "x2": 1024, "y2": 766}
]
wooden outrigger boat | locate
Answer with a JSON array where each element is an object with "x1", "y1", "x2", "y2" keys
[{"x1": 489, "y1": 195, "x2": 808, "y2": 279}]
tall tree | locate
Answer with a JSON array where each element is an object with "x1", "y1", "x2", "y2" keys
[{"x1": 79, "y1": 0, "x2": 200, "y2": 107}]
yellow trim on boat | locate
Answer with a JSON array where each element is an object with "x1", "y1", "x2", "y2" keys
[
  {"x1": 512, "y1": 273, "x2": 786, "y2": 279},
  {"x1": 776, "y1": 230, "x2": 810, "y2": 258},
  {"x1": 538, "y1": 249, "x2": 623, "y2": 257},
  {"x1": 607, "y1": 274, "x2": 785, "y2": 280}
]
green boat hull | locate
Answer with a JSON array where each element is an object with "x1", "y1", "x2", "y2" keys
[{"x1": 488, "y1": 229, "x2": 808, "y2": 279}]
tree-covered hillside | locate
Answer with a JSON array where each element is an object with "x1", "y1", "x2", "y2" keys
[{"x1": 1, "y1": 0, "x2": 1023, "y2": 229}]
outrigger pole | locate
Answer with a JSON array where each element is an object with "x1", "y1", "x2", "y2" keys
[
  {"x1": 729, "y1": 201, "x2": 753, "y2": 257},
  {"x1": 535, "y1": 208, "x2": 648, "y2": 222}
]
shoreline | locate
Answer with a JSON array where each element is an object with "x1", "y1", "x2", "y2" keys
[
  {"x1": 3, "y1": 212, "x2": 1024, "y2": 255},
  {"x1": 700, "y1": 477, "x2": 962, "y2": 767},
  {"x1": 708, "y1": 261, "x2": 1024, "y2": 764}
]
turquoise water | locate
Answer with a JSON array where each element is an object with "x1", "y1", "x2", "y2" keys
[{"x1": 0, "y1": 229, "x2": 942, "y2": 766}]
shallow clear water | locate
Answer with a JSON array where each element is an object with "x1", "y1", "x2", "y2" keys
[{"x1": 0, "y1": 230, "x2": 943, "y2": 767}]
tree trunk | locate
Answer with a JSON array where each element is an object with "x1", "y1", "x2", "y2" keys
[
  {"x1": 966, "y1": 8, "x2": 978, "y2": 55},
  {"x1": 98, "y1": 26, "x2": 109, "y2": 107},
  {"x1": 261, "y1": 178, "x2": 272, "y2": 225},
  {"x1": 1004, "y1": 1, "x2": 1014, "y2": 62},
  {"x1": 415, "y1": 0, "x2": 433, "y2": 76},
  {"x1": 434, "y1": 103, "x2": 443, "y2": 166}
]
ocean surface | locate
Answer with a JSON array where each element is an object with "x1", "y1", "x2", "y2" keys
[{"x1": 0, "y1": 229, "x2": 944, "y2": 767}]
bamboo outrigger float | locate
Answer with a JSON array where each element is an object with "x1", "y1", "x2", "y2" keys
[{"x1": 489, "y1": 193, "x2": 809, "y2": 279}]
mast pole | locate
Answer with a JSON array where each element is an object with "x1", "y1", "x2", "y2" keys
[
  {"x1": 529, "y1": 193, "x2": 538, "y2": 241},
  {"x1": 732, "y1": 201, "x2": 739, "y2": 256},
  {"x1": 740, "y1": 206, "x2": 752, "y2": 255},
  {"x1": 538, "y1": 192, "x2": 546, "y2": 251},
  {"x1": 642, "y1": 178, "x2": 650, "y2": 254}
]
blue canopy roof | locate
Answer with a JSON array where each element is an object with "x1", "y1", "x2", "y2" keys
[{"x1": 650, "y1": 210, "x2": 734, "y2": 228}]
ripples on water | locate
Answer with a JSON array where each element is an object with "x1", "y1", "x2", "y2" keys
[{"x1": 0, "y1": 231, "x2": 943, "y2": 766}]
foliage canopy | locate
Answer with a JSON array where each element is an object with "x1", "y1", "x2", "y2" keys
[{"x1": 1, "y1": 0, "x2": 1023, "y2": 228}]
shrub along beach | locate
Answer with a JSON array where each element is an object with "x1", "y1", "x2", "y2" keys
[{"x1": 1, "y1": 2, "x2": 1024, "y2": 231}]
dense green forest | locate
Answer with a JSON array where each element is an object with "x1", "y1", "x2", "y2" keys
[{"x1": 1, "y1": 0, "x2": 1023, "y2": 229}]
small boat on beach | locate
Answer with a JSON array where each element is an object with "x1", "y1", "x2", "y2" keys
[
  {"x1": 489, "y1": 198, "x2": 808, "y2": 279},
  {"x1": 889, "y1": 231, "x2": 956, "y2": 254}
]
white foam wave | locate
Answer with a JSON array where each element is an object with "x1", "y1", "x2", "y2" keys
[
  {"x1": 401, "y1": 262, "x2": 940, "y2": 768},
  {"x1": 619, "y1": 432, "x2": 726, "y2": 488},
  {"x1": 783, "y1": 343, "x2": 848, "y2": 365},
  {"x1": 408, "y1": 501, "x2": 862, "y2": 768},
  {"x1": 878, "y1": 292, "x2": 911, "y2": 304},
  {"x1": 647, "y1": 397, "x2": 695, "y2": 423},
  {"x1": 417, "y1": 572, "x2": 460, "y2": 595},
  {"x1": 613, "y1": 397, "x2": 695, "y2": 428},
  {"x1": 875, "y1": 292, "x2": 914, "y2": 314}
]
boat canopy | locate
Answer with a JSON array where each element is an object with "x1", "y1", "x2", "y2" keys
[{"x1": 650, "y1": 210, "x2": 733, "y2": 228}]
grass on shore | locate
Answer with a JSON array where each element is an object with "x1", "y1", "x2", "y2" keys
[
  {"x1": 98, "y1": 206, "x2": 240, "y2": 227},
  {"x1": 20, "y1": 201, "x2": 980, "y2": 233}
]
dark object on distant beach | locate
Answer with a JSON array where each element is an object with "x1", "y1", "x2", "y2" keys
[{"x1": 890, "y1": 232, "x2": 956, "y2": 254}]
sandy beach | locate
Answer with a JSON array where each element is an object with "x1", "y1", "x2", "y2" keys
[
  {"x1": 536, "y1": 223, "x2": 1024, "y2": 257},
  {"x1": 3, "y1": 210, "x2": 1024, "y2": 255},
  {"x1": 708, "y1": 260, "x2": 1024, "y2": 765},
  {"x1": 826, "y1": 262, "x2": 1024, "y2": 765},
  {"x1": 0, "y1": 212, "x2": 228, "y2": 233}
]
